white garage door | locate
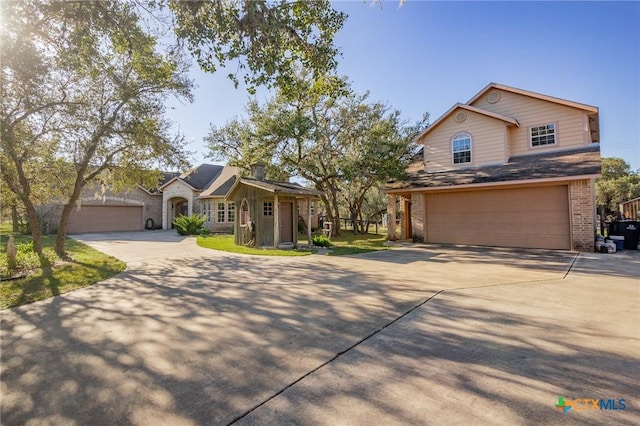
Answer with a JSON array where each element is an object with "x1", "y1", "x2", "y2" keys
[
  {"x1": 425, "y1": 186, "x2": 570, "y2": 250},
  {"x1": 67, "y1": 205, "x2": 143, "y2": 234}
]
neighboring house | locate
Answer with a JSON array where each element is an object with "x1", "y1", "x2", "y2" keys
[
  {"x1": 620, "y1": 197, "x2": 640, "y2": 221},
  {"x1": 159, "y1": 164, "x2": 237, "y2": 231},
  {"x1": 385, "y1": 82, "x2": 602, "y2": 251},
  {"x1": 226, "y1": 164, "x2": 322, "y2": 248},
  {"x1": 42, "y1": 173, "x2": 176, "y2": 234}
]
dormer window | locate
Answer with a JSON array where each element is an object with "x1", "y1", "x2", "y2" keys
[
  {"x1": 452, "y1": 133, "x2": 472, "y2": 164},
  {"x1": 531, "y1": 124, "x2": 556, "y2": 147}
]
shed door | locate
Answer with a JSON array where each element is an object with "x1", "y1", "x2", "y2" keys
[
  {"x1": 279, "y1": 202, "x2": 293, "y2": 243},
  {"x1": 425, "y1": 185, "x2": 570, "y2": 249}
]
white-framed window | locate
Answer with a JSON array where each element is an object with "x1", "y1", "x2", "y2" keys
[
  {"x1": 452, "y1": 133, "x2": 472, "y2": 164},
  {"x1": 530, "y1": 124, "x2": 556, "y2": 147},
  {"x1": 227, "y1": 201, "x2": 235, "y2": 223},
  {"x1": 201, "y1": 200, "x2": 212, "y2": 222},
  {"x1": 217, "y1": 202, "x2": 225, "y2": 222},
  {"x1": 240, "y1": 199, "x2": 249, "y2": 225},
  {"x1": 263, "y1": 201, "x2": 273, "y2": 216}
]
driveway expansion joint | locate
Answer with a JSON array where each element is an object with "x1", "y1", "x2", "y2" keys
[{"x1": 228, "y1": 290, "x2": 446, "y2": 425}]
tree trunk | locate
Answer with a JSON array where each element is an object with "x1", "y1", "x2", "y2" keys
[
  {"x1": 350, "y1": 206, "x2": 358, "y2": 235},
  {"x1": 11, "y1": 203, "x2": 19, "y2": 233},
  {"x1": 55, "y1": 202, "x2": 74, "y2": 257},
  {"x1": 24, "y1": 199, "x2": 49, "y2": 267},
  {"x1": 55, "y1": 167, "x2": 89, "y2": 257}
]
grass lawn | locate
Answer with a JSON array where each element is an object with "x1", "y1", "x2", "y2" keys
[
  {"x1": 197, "y1": 232, "x2": 390, "y2": 257},
  {"x1": 0, "y1": 232, "x2": 125, "y2": 309},
  {"x1": 197, "y1": 234, "x2": 313, "y2": 256},
  {"x1": 321, "y1": 231, "x2": 389, "y2": 256}
]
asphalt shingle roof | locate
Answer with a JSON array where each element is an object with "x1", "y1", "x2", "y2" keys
[
  {"x1": 234, "y1": 177, "x2": 323, "y2": 197},
  {"x1": 386, "y1": 145, "x2": 601, "y2": 191},
  {"x1": 180, "y1": 164, "x2": 224, "y2": 191}
]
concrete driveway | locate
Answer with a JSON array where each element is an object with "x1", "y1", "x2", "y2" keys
[{"x1": 1, "y1": 231, "x2": 638, "y2": 425}]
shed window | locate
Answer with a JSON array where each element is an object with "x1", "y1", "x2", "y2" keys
[
  {"x1": 263, "y1": 202, "x2": 273, "y2": 216},
  {"x1": 531, "y1": 124, "x2": 556, "y2": 147},
  {"x1": 227, "y1": 201, "x2": 235, "y2": 223},
  {"x1": 240, "y1": 200, "x2": 249, "y2": 225},
  {"x1": 452, "y1": 133, "x2": 472, "y2": 164}
]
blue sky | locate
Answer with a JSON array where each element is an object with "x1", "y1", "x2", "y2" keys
[{"x1": 168, "y1": 1, "x2": 640, "y2": 171}]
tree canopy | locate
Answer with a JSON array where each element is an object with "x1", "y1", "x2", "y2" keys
[
  {"x1": 1, "y1": 0, "x2": 193, "y2": 260},
  {"x1": 596, "y1": 157, "x2": 640, "y2": 219},
  {"x1": 205, "y1": 74, "x2": 427, "y2": 235},
  {"x1": 168, "y1": 0, "x2": 346, "y2": 93},
  {"x1": 1, "y1": 0, "x2": 347, "y2": 264}
]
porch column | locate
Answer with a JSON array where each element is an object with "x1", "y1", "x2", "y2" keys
[
  {"x1": 187, "y1": 198, "x2": 193, "y2": 216},
  {"x1": 162, "y1": 199, "x2": 168, "y2": 230},
  {"x1": 387, "y1": 194, "x2": 397, "y2": 240},
  {"x1": 307, "y1": 198, "x2": 312, "y2": 246},
  {"x1": 273, "y1": 195, "x2": 280, "y2": 247}
]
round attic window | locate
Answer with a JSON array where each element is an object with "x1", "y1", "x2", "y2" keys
[
  {"x1": 487, "y1": 91, "x2": 501, "y2": 104},
  {"x1": 454, "y1": 111, "x2": 467, "y2": 123}
]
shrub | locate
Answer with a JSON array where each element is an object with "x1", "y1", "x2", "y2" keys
[
  {"x1": 173, "y1": 214, "x2": 207, "y2": 236},
  {"x1": 17, "y1": 241, "x2": 34, "y2": 254},
  {"x1": 312, "y1": 234, "x2": 332, "y2": 247}
]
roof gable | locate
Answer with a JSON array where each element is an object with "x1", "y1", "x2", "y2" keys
[
  {"x1": 160, "y1": 176, "x2": 198, "y2": 192},
  {"x1": 468, "y1": 82, "x2": 599, "y2": 113},
  {"x1": 415, "y1": 103, "x2": 519, "y2": 142}
]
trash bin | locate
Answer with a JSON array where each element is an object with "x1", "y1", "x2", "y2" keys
[{"x1": 610, "y1": 221, "x2": 640, "y2": 250}]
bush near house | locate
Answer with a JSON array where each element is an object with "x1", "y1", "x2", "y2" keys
[{"x1": 173, "y1": 214, "x2": 207, "y2": 235}]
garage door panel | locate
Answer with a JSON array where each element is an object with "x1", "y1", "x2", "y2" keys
[
  {"x1": 67, "y1": 206, "x2": 143, "y2": 234},
  {"x1": 425, "y1": 186, "x2": 570, "y2": 250}
]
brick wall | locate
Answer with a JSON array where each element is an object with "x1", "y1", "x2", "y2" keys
[{"x1": 569, "y1": 179, "x2": 596, "y2": 252}]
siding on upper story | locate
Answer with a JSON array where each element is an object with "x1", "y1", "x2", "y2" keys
[
  {"x1": 419, "y1": 109, "x2": 509, "y2": 172},
  {"x1": 470, "y1": 89, "x2": 592, "y2": 157}
]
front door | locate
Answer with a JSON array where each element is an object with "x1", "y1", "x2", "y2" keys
[{"x1": 279, "y1": 202, "x2": 293, "y2": 243}]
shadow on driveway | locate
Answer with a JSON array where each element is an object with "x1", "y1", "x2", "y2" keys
[{"x1": 1, "y1": 237, "x2": 638, "y2": 425}]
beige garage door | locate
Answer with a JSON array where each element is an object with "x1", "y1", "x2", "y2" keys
[
  {"x1": 67, "y1": 205, "x2": 143, "y2": 234},
  {"x1": 425, "y1": 186, "x2": 570, "y2": 249}
]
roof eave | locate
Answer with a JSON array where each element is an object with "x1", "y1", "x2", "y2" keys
[{"x1": 385, "y1": 174, "x2": 602, "y2": 194}]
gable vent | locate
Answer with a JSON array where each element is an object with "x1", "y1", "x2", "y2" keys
[
  {"x1": 454, "y1": 111, "x2": 467, "y2": 123},
  {"x1": 487, "y1": 91, "x2": 501, "y2": 104}
]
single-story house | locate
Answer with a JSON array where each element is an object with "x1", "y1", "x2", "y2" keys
[
  {"x1": 226, "y1": 164, "x2": 322, "y2": 248},
  {"x1": 385, "y1": 82, "x2": 602, "y2": 251},
  {"x1": 44, "y1": 164, "x2": 239, "y2": 234},
  {"x1": 159, "y1": 164, "x2": 237, "y2": 231}
]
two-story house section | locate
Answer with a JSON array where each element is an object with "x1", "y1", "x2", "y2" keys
[{"x1": 385, "y1": 83, "x2": 602, "y2": 251}]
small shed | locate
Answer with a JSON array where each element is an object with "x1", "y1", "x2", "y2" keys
[{"x1": 225, "y1": 165, "x2": 322, "y2": 248}]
